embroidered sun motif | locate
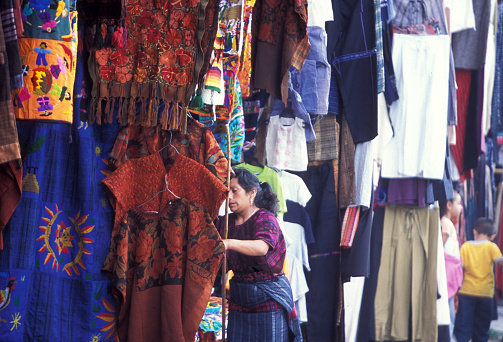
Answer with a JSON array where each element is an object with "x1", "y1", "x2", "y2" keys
[
  {"x1": 37, "y1": 205, "x2": 95, "y2": 275},
  {"x1": 96, "y1": 297, "x2": 119, "y2": 341}
]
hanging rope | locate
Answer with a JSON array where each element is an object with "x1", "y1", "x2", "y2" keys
[{"x1": 221, "y1": 123, "x2": 231, "y2": 342}]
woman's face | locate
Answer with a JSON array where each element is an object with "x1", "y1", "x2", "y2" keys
[{"x1": 229, "y1": 178, "x2": 255, "y2": 214}]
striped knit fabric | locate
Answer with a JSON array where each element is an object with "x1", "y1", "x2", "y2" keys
[
  {"x1": 340, "y1": 205, "x2": 360, "y2": 247},
  {"x1": 228, "y1": 274, "x2": 303, "y2": 342},
  {"x1": 205, "y1": 54, "x2": 223, "y2": 92}
]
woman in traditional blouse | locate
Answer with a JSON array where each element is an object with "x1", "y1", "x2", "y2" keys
[{"x1": 219, "y1": 168, "x2": 302, "y2": 342}]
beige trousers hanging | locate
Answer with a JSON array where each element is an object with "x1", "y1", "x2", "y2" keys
[{"x1": 374, "y1": 205, "x2": 439, "y2": 342}]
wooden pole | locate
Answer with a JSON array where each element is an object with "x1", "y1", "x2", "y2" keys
[{"x1": 221, "y1": 123, "x2": 231, "y2": 342}]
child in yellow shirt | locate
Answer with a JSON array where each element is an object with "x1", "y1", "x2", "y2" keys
[{"x1": 454, "y1": 218, "x2": 503, "y2": 342}]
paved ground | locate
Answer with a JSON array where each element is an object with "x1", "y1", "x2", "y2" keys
[{"x1": 489, "y1": 304, "x2": 503, "y2": 341}]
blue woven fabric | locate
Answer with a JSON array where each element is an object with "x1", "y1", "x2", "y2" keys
[
  {"x1": 228, "y1": 274, "x2": 302, "y2": 342},
  {"x1": 0, "y1": 102, "x2": 120, "y2": 341},
  {"x1": 491, "y1": 2, "x2": 503, "y2": 139}
]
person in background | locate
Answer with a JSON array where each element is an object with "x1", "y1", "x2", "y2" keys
[
  {"x1": 454, "y1": 218, "x2": 503, "y2": 342},
  {"x1": 441, "y1": 191, "x2": 464, "y2": 338},
  {"x1": 218, "y1": 167, "x2": 302, "y2": 342}
]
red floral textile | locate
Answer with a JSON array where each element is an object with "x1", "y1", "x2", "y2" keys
[
  {"x1": 102, "y1": 151, "x2": 228, "y2": 233},
  {"x1": 251, "y1": 0, "x2": 309, "y2": 103},
  {"x1": 108, "y1": 118, "x2": 229, "y2": 184},
  {"x1": 90, "y1": 0, "x2": 219, "y2": 129},
  {"x1": 102, "y1": 197, "x2": 225, "y2": 342}
]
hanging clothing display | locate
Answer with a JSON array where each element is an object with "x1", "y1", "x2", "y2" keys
[
  {"x1": 1, "y1": 0, "x2": 23, "y2": 90},
  {"x1": 444, "y1": 0, "x2": 475, "y2": 33},
  {"x1": 0, "y1": 105, "x2": 121, "y2": 341},
  {"x1": 250, "y1": 0, "x2": 309, "y2": 103},
  {"x1": 339, "y1": 114, "x2": 356, "y2": 209},
  {"x1": 326, "y1": 0, "x2": 378, "y2": 144},
  {"x1": 103, "y1": 197, "x2": 225, "y2": 342},
  {"x1": 354, "y1": 139, "x2": 375, "y2": 209},
  {"x1": 340, "y1": 193, "x2": 373, "y2": 281},
  {"x1": 12, "y1": 2, "x2": 77, "y2": 124},
  {"x1": 307, "y1": 0, "x2": 333, "y2": 27},
  {"x1": 356, "y1": 204, "x2": 385, "y2": 342},
  {"x1": 381, "y1": 34, "x2": 450, "y2": 180},
  {"x1": 0, "y1": 8, "x2": 21, "y2": 164},
  {"x1": 307, "y1": 114, "x2": 339, "y2": 162},
  {"x1": 270, "y1": 90, "x2": 316, "y2": 143},
  {"x1": 344, "y1": 277, "x2": 365, "y2": 342},
  {"x1": 374, "y1": 206, "x2": 439, "y2": 342},
  {"x1": 292, "y1": 26, "x2": 330, "y2": 115},
  {"x1": 2, "y1": 0, "x2": 499, "y2": 339},
  {"x1": 265, "y1": 116, "x2": 308, "y2": 172},
  {"x1": 0, "y1": 161, "x2": 22, "y2": 249},
  {"x1": 450, "y1": 69, "x2": 473, "y2": 181},
  {"x1": 90, "y1": 0, "x2": 218, "y2": 129},
  {"x1": 102, "y1": 151, "x2": 228, "y2": 232},
  {"x1": 200, "y1": 114, "x2": 245, "y2": 164},
  {"x1": 109, "y1": 118, "x2": 229, "y2": 183},
  {"x1": 491, "y1": 2, "x2": 503, "y2": 138},
  {"x1": 481, "y1": 0, "x2": 498, "y2": 135},
  {"x1": 278, "y1": 170, "x2": 312, "y2": 322},
  {"x1": 452, "y1": 0, "x2": 492, "y2": 70},
  {"x1": 300, "y1": 161, "x2": 341, "y2": 342}
]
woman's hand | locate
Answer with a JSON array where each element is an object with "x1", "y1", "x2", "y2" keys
[{"x1": 223, "y1": 239, "x2": 230, "y2": 251}]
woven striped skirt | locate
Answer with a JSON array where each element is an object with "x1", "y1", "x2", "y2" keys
[{"x1": 227, "y1": 274, "x2": 302, "y2": 342}]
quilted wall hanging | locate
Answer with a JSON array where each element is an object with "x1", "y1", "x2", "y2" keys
[{"x1": 12, "y1": 1, "x2": 77, "y2": 124}]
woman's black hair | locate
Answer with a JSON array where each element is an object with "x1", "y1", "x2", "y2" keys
[{"x1": 232, "y1": 168, "x2": 279, "y2": 216}]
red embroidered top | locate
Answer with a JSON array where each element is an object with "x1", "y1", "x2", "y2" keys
[
  {"x1": 102, "y1": 151, "x2": 228, "y2": 236},
  {"x1": 108, "y1": 118, "x2": 229, "y2": 184},
  {"x1": 103, "y1": 197, "x2": 225, "y2": 342}
]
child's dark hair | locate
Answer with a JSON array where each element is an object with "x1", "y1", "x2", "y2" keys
[
  {"x1": 439, "y1": 191, "x2": 461, "y2": 218},
  {"x1": 231, "y1": 168, "x2": 279, "y2": 216},
  {"x1": 474, "y1": 218, "x2": 496, "y2": 236}
]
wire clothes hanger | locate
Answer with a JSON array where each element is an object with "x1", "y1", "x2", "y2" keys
[
  {"x1": 158, "y1": 130, "x2": 180, "y2": 154},
  {"x1": 137, "y1": 174, "x2": 180, "y2": 214}
]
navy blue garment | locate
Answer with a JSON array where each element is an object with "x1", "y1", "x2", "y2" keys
[
  {"x1": 299, "y1": 161, "x2": 341, "y2": 342},
  {"x1": 284, "y1": 200, "x2": 315, "y2": 244},
  {"x1": 454, "y1": 294, "x2": 493, "y2": 342},
  {"x1": 426, "y1": 144, "x2": 455, "y2": 204},
  {"x1": 380, "y1": 0, "x2": 399, "y2": 106},
  {"x1": 356, "y1": 204, "x2": 385, "y2": 342},
  {"x1": 438, "y1": 325, "x2": 451, "y2": 342},
  {"x1": 475, "y1": 153, "x2": 487, "y2": 219},
  {"x1": 491, "y1": 2, "x2": 503, "y2": 142},
  {"x1": 465, "y1": 195, "x2": 477, "y2": 241},
  {"x1": 463, "y1": 69, "x2": 482, "y2": 172},
  {"x1": 341, "y1": 191, "x2": 373, "y2": 282},
  {"x1": 327, "y1": 71, "x2": 342, "y2": 115},
  {"x1": 327, "y1": 0, "x2": 378, "y2": 143}
]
